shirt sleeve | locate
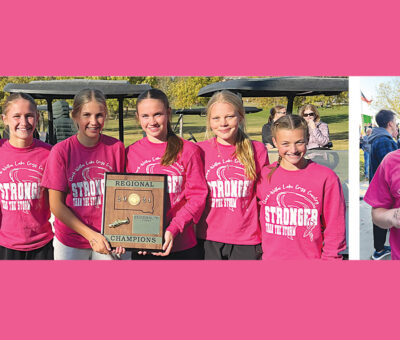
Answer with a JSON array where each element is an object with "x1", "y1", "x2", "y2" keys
[
  {"x1": 41, "y1": 146, "x2": 68, "y2": 193},
  {"x1": 320, "y1": 172, "x2": 346, "y2": 260},
  {"x1": 311, "y1": 122, "x2": 330, "y2": 147},
  {"x1": 364, "y1": 158, "x2": 394, "y2": 209},
  {"x1": 167, "y1": 147, "x2": 208, "y2": 237}
]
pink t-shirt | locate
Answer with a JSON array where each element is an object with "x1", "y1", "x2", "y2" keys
[
  {"x1": 364, "y1": 149, "x2": 400, "y2": 260},
  {"x1": 0, "y1": 139, "x2": 53, "y2": 251},
  {"x1": 126, "y1": 137, "x2": 208, "y2": 252},
  {"x1": 257, "y1": 161, "x2": 346, "y2": 260},
  {"x1": 41, "y1": 134, "x2": 125, "y2": 248},
  {"x1": 196, "y1": 138, "x2": 269, "y2": 245}
]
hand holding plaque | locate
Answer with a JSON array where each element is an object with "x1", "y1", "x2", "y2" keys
[{"x1": 101, "y1": 173, "x2": 167, "y2": 251}]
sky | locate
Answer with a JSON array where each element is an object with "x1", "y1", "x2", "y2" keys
[{"x1": 360, "y1": 76, "x2": 399, "y2": 116}]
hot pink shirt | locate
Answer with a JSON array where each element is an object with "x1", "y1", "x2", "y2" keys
[
  {"x1": 196, "y1": 138, "x2": 269, "y2": 245},
  {"x1": 41, "y1": 134, "x2": 125, "y2": 249},
  {"x1": 126, "y1": 137, "x2": 208, "y2": 252},
  {"x1": 257, "y1": 161, "x2": 346, "y2": 260},
  {"x1": 364, "y1": 149, "x2": 400, "y2": 260},
  {"x1": 0, "y1": 139, "x2": 53, "y2": 251}
]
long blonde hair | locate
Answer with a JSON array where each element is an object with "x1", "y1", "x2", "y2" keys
[
  {"x1": 206, "y1": 90, "x2": 257, "y2": 181},
  {"x1": 267, "y1": 114, "x2": 309, "y2": 182}
]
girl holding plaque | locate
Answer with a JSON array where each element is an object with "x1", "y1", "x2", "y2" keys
[
  {"x1": 196, "y1": 90, "x2": 269, "y2": 260},
  {"x1": 126, "y1": 89, "x2": 208, "y2": 259},
  {"x1": 0, "y1": 93, "x2": 53, "y2": 260},
  {"x1": 42, "y1": 89, "x2": 125, "y2": 260},
  {"x1": 257, "y1": 115, "x2": 346, "y2": 259}
]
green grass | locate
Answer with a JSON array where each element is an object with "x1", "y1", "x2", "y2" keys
[
  {"x1": 104, "y1": 104, "x2": 349, "y2": 149},
  {"x1": 0, "y1": 105, "x2": 348, "y2": 150}
]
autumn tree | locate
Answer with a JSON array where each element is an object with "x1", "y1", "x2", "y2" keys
[{"x1": 372, "y1": 79, "x2": 400, "y2": 114}]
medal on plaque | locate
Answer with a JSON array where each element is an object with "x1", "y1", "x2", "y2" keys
[{"x1": 101, "y1": 173, "x2": 167, "y2": 251}]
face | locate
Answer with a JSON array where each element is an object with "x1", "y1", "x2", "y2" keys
[
  {"x1": 273, "y1": 128, "x2": 307, "y2": 170},
  {"x1": 302, "y1": 109, "x2": 316, "y2": 122},
  {"x1": 274, "y1": 108, "x2": 287, "y2": 121},
  {"x1": 75, "y1": 101, "x2": 106, "y2": 141},
  {"x1": 137, "y1": 98, "x2": 170, "y2": 143},
  {"x1": 209, "y1": 102, "x2": 242, "y2": 145},
  {"x1": 2, "y1": 99, "x2": 38, "y2": 143}
]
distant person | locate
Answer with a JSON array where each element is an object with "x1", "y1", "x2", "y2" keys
[
  {"x1": 52, "y1": 100, "x2": 77, "y2": 144},
  {"x1": 365, "y1": 109, "x2": 398, "y2": 260},
  {"x1": 360, "y1": 128, "x2": 372, "y2": 180},
  {"x1": 299, "y1": 104, "x2": 330, "y2": 149},
  {"x1": 261, "y1": 105, "x2": 286, "y2": 149}
]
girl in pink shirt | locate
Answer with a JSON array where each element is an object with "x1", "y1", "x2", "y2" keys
[
  {"x1": 41, "y1": 89, "x2": 125, "y2": 260},
  {"x1": 0, "y1": 93, "x2": 53, "y2": 260},
  {"x1": 126, "y1": 89, "x2": 208, "y2": 259},
  {"x1": 257, "y1": 114, "x2": 346, "y2": 260},
  {"x1": 196, "y1": 90, "x2": 269, "y2": 260}
]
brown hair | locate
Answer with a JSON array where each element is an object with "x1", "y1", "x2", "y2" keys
[
  {"x1": 136, "y1": 89, "x2": 183, "y2": 166},
  {"x1": 2, "y1": 92, "x2": 37, "y2": 117},
  {"x1": 298, "y1": 104, "x2": 320, "y2": 122},
  {"x1": 206, "y1": 90, "x2": 257, "y2": 181},
  {"x1": 268, "y1": 105, "x2": 286, "y2": 123},
  {"x1": 267, "y1": 114, "x2": 309, "y2": 182}
]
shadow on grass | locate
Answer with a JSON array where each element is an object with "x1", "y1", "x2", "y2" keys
[
  {"x1": 321, "y1": 114, "x2": 348, "y2": 124},
  {"x1": 330, "y1": 131, "x2": 348, "y2": 140}
]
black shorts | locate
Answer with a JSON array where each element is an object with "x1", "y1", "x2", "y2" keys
[
  {"x1": 200, "y1": 239, "x2": 263, "y2": 260},
  {"x1": 131, "y1": 244, "x2": 202, "y2": 260},
  {"x1": 0, "y1": 240, "x2": 54, "y2": 260}
]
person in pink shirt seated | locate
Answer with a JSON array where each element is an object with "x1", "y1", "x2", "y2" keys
[
  {"x1": 0, "y1": 93, "x2": 53, "y2": 260},
  {"x1": 126, "y1": 89, "x2": 208, "y2": 260},
  {"x1": 364, "y1": 150, "x2": 400, "y2": 260},
  {"x1": 257, "y1": 114, "x2": 346, "y2": 260},
  {"x1": 41, "y1": 89, "x2": 125, "y2": 260},
  {"x1": 196, "y1": 90, "x2": 269, "y2": 260}
]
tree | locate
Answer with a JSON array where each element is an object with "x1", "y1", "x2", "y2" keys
[{"x1": 372, "y1": 79, "x2": 400, "y2": 114}]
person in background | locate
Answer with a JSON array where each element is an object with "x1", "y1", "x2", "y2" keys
[
  {"x1": 360, "y1": 128, "x2": 372, "y2": 180},
  {"x1": 52, "y1": 100, "x2": 77, "y2": 144},
  {"x1": 261, "y1": 105, "x2": 287, "y2": 150},
  {"x1": 299, "y1": 104, "x2": 330, "y2": 149},
  {"x1": 367, "y1": 109, "x2": 398, "y2": 260}
]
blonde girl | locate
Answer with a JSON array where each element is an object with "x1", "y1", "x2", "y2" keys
[
  {"x1": 257, "y1": 114, "x2": 346, "y2": 259},
  {"x1": 0, "y1": 93, "x2": 53, "y2": 259},
  {"x1": 196, "y1": 90, "x2": 269, "y2": 260},
  {"x1": 42, "y1": 89, "x2": 125, "y2": 260}
]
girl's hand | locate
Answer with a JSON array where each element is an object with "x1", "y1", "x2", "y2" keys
[
  {"x1": 112, "y1": 246, "x2": 126, "y2": 256},
  {"x1": 152, "y1": 231, "x2": 174, "y2": 257},
  {"x1": 88, "y1": 232, "x2": 112, "y2": 255}
]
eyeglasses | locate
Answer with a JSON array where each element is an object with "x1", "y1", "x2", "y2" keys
[{"x1": 303, "y1": 113, "x2": 315, "y2": 117}]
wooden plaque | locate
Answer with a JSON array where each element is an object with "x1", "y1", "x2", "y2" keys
[{"x1": 101, "y1": 173, "x2": 167, "y2": 251}]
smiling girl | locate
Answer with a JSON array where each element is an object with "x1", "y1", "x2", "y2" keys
[
  {"x1": 196, "y1": 90, "x2": 269, "y2": 260},
  {"x1": 41, "y1": 89, "x2": 125, "y2": 260},
  {"x1": 257, "y1": 114, "x2": 346, "y2": 260},
  {"x1": 126, "y1": 89, "x2": 208, "y2": 259},
  {"x1": 0, "y1": 93, "x2": 53, "y2": 260}
]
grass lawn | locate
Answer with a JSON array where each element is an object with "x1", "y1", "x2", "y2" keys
[
  {"x1": 105, "y1": 104, "x2": 349, "y2": 149},
  {"x1": 0, "y1": 105, "x2": 348, "y2": 150}
]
